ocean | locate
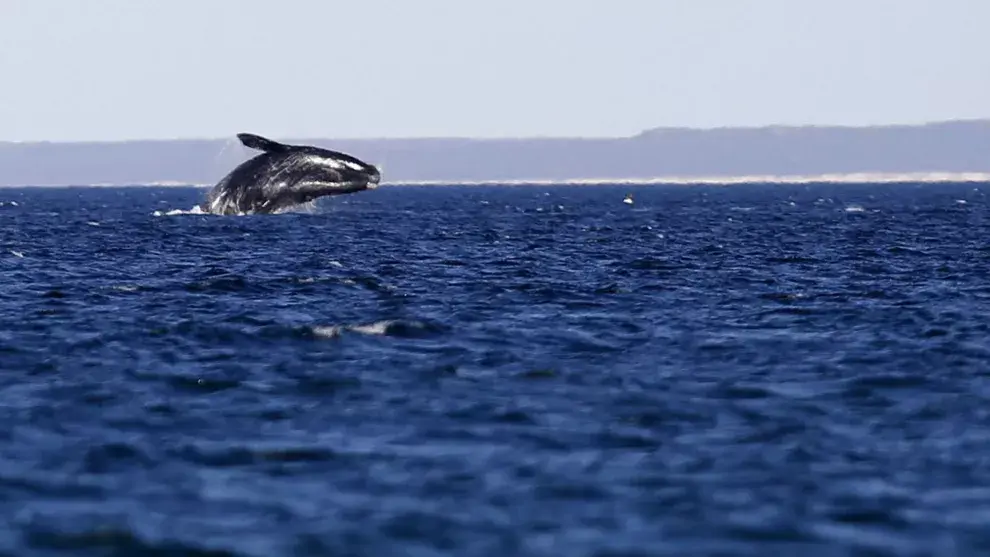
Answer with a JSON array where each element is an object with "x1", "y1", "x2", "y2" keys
[{"x1": 1, "y1": 182, "x2": 989, "y2": 556}]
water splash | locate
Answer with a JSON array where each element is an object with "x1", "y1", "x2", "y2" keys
[{"x1": 153, "y1": 205, "x2": 207, "y2": 217}]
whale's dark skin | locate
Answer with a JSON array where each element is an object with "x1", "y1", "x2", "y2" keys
[{"x1": 200, "y1": 133, "x2": 381, "y2": 215}]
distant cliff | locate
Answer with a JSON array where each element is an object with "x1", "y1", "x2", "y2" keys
[{"x1": 1, "y1": 120, "x2": 988, "y2": 186}]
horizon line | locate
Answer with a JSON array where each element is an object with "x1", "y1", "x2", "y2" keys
[{"x1": 5, "y1": 171, "x2": 989, "y2": 189}]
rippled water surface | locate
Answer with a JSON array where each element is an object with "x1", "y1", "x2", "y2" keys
[{"x1": 2, "y1": 182, "x2": 990, "y2": 556}]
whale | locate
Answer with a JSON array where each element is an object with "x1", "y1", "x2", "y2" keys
[{"x1": 200, "y1": 133, "x2": 381, "y2": 215}]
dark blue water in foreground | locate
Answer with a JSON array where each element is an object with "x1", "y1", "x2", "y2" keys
[{"x1": 2, "y1": 182, "x2": 990, "y2": 556}]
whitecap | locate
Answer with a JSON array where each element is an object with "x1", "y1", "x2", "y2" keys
[
  {"x1": 153, "y1": 206, "x2": 206, "y2": 217},
  {"x1": 310, "y1": 319, "x2": 433, "y2": 339}
]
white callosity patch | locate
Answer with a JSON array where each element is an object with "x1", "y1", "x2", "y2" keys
[
  {"x1": 319, "y1": 157, "x2": 343, "y2": 170},
  {"x1": 304, "y1": 154, "x2": 342, "y2": 171},
  {"x1": 303, "y1": 154, "x2": 369, "y2": 173}
]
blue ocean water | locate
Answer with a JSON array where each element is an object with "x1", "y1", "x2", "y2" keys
[{"x1": 1, "y1": 182, "x2": 989, "y2": 556}]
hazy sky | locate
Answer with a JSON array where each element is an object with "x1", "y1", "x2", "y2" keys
[{"x1": 1, "y1": 0, "x2": 987, "y2": 141}]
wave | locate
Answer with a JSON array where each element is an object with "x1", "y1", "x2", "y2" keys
[{"x1": 309, "y1": 319, "x2": 442, "y2": 339}]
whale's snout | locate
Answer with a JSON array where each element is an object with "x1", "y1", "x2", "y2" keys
[{"x1": 366, "y1": 165, "x2": 382, "y2": 188}]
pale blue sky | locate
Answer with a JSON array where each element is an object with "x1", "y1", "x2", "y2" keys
[{"x1": 0, "y1": 0, "x2": 987, "y2": 141}]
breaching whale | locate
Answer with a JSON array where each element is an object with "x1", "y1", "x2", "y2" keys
[{"x1": 201, "y1": 133, "x2": 381, "y2": 215}]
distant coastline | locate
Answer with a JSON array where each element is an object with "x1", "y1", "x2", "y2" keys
[
  {"x1": 380, "y1": 171, "x2": 990, "y2": 186},
  {"x1": 9, "y1": 171, "x2": 990, "y2": 188},
  {"x1": 1, "y1": 120, "x2": 988, "y2": 187}
]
